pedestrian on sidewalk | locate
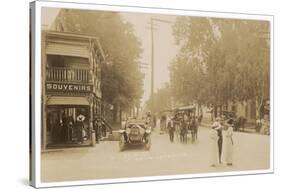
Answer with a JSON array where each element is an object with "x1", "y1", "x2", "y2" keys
[
  {"x1": 67, "y1": 115, "x2": 74, "y2": 141},
  {"x1": 101, "y1": 119, "x2": 107, "y2": 137},
  {"x1": 76, "y1": 114, "x2": 86, "y2": 144},
  {"x1": 94, "y1": 118, "x2": 102, "y2": 143},
  {"x1": 212, "y1": 117, "x2": 223, "y2": 164},
  {"x1": 210, "y1": 125, "x2": 219, "y2": 167},
  {"x1": 225, "y1": 119, "x2": 234, "y2": 166},
  {"x1": 167, "y1": 117, "x2": 175, "y2": 142}
]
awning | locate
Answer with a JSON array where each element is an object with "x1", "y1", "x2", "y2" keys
[
  {"x1": 46, "y1": 43, "x2": 89, "y2": 58},
  {"x1": 47, "y1": 96, "x2": 90, "y2": 106},
  {"x1": 177, "y1": 105, "x2": 196, "y2": 111}
]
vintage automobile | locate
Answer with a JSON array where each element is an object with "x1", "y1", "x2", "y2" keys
[{"x1": 119, "y1": 119, "x2": 152, "y2": 151}]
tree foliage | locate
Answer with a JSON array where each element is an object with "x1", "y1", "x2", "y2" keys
[
  {"x1": 55, "y1": 9, "x2": 144, "y2": 111},
  {"x1": 170, "y1": 16, "x2": 270, "y2": 113},
  {"x1": 146, "y1": 83, "x2": 172, "y2": 113}
]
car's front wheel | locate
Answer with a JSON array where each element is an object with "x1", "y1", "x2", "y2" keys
[{"x1": 144, "y1": 135, "x2": 151, "y2": 151}]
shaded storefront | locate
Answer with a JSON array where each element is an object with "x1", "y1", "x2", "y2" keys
[
  {"x1": 46, "y1": 97, "x2": 91, "y2": 147},
  {"x1": 42, "y1": 31, "x2": 104, "y2": 149}
]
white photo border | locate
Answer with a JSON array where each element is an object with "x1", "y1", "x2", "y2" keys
[{"x1": 32, "y1": 0, "x2": 274, "y2": 188}]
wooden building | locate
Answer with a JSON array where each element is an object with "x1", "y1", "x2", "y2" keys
[{"x1": 41, "y1": 31, "x2": 105, "y2": 149}]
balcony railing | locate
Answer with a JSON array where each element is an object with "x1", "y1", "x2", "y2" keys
[{"x1": 46, "y1": 67, "x2": 90, "y2": 83}]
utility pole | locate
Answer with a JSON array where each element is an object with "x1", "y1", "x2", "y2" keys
[
  {"x1": 136, "y1": 62, "x2": 148, "y2": 118},
  {"x1": 150, "y1": 17, "x2": 155, "y2": 113},
  {"x1": 146, "y1": 18, "x2": 157, "y2": 113},
  {"x1": 147, "y1": 17, "x2": 174, "y2": 113}
]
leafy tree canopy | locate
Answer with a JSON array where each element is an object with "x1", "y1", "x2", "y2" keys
[
  {"x1": 55, "y1": 9, "x2": 144, "y2": 109},
  {"x1": 170, "y1": 16, "x2": 269, "y2": 109}
]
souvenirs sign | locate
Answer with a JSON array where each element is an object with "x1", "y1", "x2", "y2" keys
[{"x1": 46, "y1": 82, "x2": 92, "y2": 93}]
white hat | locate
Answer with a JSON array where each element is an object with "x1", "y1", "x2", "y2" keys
[{"x1": 77, "y1": 114, "x2": 85, "y2": 122}]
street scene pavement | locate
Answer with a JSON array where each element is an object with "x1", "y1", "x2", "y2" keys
[{"x1": 41, "y1": 125, "x2": 270, "y2": 182}]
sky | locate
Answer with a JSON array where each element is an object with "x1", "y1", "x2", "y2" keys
[
  {"x1": 41, "y1": 8, "x2": 179, "y2": 107},
  {"x1": 41, "y1": 7, "x2": 60, "y2": 30},
  {"x1": 120, "y1": 12, "x2": 179, "y2": 106}
]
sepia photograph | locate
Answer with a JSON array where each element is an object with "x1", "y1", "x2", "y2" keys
[{"x1": 38, "y1": 5, "x2": 271, "y2": 185}]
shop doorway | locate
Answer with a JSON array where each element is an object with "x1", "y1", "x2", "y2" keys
[{"x1": 46, "y1": 105, "x2": 90, "y2": 147}]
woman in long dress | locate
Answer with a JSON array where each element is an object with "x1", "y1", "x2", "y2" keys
[
  {"x1": 210, "y1": 126, "x2": 219, "y2": 167},
  {"x1": 225, "y1": 119, "x2": 234, "y2": 166}
]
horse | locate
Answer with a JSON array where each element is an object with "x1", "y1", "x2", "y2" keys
[
  {"x1": 190, "y1": 118, "x2": 198, "y2": 142},
  {"x1": 233, "y1": 116, "x2": 247, "y2": 131}
]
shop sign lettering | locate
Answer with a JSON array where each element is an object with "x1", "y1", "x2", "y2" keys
[{"x1": 46, "y1": 83, "x2": 92, "y2": 93}]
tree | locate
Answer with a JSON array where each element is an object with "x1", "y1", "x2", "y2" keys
[
  {"x1": 54, "y1": 9, "x2": 144, "y2": 123},
  {"x1": 171, "y1": 16, "x2": 270, "y2": 117},
  {"x1": 146, "y1": 83, "x2": 172, "y2": 113},
  {"x1": 171, "y1": 17, "x2": 217, "y2": 110}
]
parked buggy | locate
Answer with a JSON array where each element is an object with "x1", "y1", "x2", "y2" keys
[{"x1": 221, "y1": 111, "x2": 247, "y2": 132}]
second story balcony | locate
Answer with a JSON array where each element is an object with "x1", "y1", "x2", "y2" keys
[{"x1": 46, "y1": 67, "x2": 91, "y2": 84}]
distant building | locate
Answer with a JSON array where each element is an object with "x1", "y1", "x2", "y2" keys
[
  {"x1": 202, "y1": 98, "x2": 270, "y2": 125},
  {"x1": 227, "y1": 98, "x2": 270, "y2": 123}
]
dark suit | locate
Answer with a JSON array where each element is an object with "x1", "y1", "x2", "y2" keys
[{"x1": 167, "y1": 121, "x2": 175, "y2": 142}]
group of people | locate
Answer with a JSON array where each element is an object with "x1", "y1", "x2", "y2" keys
[
  {"x1": 210, "y1": 117, "x2": 234, "y2": 167},
  {"x1": 51, "y1": 112, "x2": 88, "y2": 144},
  {"x1": 165, "y1": 113, "x2": 202, "y2": 143},
  {"x1": 50, "y1": 110, "x2": 108, "y2": 145}
]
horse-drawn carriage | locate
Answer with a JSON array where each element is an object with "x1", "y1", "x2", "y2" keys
[
  {"x1": 168, "y1": 105, "x2": 199, "y2": 143},
  {"x1": 176, "y1": 105, "x2": 199, "y2": 142},
  {"x1": 221, "y1": 110, "x2": 247, "y2": 132}
]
